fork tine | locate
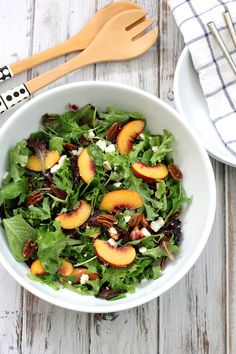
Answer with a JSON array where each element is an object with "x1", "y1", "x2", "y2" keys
[
  {"x1": 116, "y1": 9, "x2": 147, "y2": 28},
  {"x1": 133, "y1": 27, "x2": 158, "y2": 52},
  {"x1": 128, "y1": 18, "x2": 155, "y2": 39}
]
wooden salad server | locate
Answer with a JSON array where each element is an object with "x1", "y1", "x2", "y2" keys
[
  {"x1": 0, "y1": 9, "x2": 157, "y2": 114},
  {"x1": 0, "y1": 2, "x2": 140, "y2": 82}
]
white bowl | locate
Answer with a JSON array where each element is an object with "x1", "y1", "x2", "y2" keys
[{"x1": 0, "y1": 82, "x2": 216, "y2": 313}]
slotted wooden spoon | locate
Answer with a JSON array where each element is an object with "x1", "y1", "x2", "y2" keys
[
  {"x1": 0, "y1": 9, "x2": 157, "y2": 114},
  {"x1": 0, "y1": 1, "x2": 140, "y2": 81}
]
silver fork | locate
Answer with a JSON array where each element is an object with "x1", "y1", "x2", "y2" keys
[{"x1": 208, "y1": 11, "x2": 236, "y2": 75}]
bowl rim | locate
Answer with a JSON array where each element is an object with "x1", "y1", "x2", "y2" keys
[
  {"x1": 0, "y1": 81, "x2": 216, "y2": 313},
  {"x1": 173, "y1": 46, "x2": 236, "y2": 167}
]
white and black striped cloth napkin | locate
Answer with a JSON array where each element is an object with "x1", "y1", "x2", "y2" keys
[{"x1": 169, "y1": 0, "x2": 236, "y2": 156}]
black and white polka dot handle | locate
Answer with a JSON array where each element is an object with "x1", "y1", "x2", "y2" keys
[
  {"x1": 0, "y1": 65, "x2": 14, "y2": 82},
  {"x1": 0, "y1": 84, "x2": 30, "y2": 113}
]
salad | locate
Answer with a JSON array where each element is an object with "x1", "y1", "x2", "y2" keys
[{"x1": 0, "y1": 104, "x2": 190, "y2": 300}]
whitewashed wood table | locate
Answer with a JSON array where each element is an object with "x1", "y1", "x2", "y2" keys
[{"x1": 0, "y1": 1, "x2": 234, "y2": 353}]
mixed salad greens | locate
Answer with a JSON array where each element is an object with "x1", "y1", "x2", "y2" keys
[{"x1": 0, "y1": 103, "x2": 190, "y2": 300}]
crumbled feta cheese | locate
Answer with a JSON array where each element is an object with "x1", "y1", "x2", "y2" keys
[
  {"x1": 103, "y1": 160, "x2": 112, "y2": 171},
  {"x1": 105, "y1": 144, "x2": 116, "y2": 153},
  {"x1": 140, "y1": 227, "x2": 151, "y2": 237},
  {"x1": 68, "y1": 280, "x2": 72, "y2": 285},
  {"x1": 107, "y1": 238, "x2": 117, "y2": 247},
  {"x1": 150, "y1": 221, "x2": 160, "y2": 233},
  {"x1": 3, "y1": 171, "x2": 9, "y2": 179},
  {"x1": 113, "y1": 182, "x2": 122, "y2": 188},
  {"x1": 124, "y1": 215, "x2": 131, "y2": 223},
  {"x1": 152, "y1": 146, "x2": 158, "y2": 152},
  {"x1": 109, "y1": 227, "x2": 117, "y2": 234},
  {"x1": 80, "y1": 274, "x2": 89, "y2": 285},
  {"x1": 96, "y1": 140, "x2": 106, "y2": 151},
  {"x1": 157, "y1": 217, "x2": 165, "y2": 227},
  {"x1": 71, "y1": 149, "x2": 79, "y2": 156},
  {"x1": 83, "y1": 253, "x2": 87, "y2": 257},
  {"x1": 150, "y1": 217, "x2": 165, "y2": 232},
  {"x1": 88, "y1": 130, "x2": 95, "y2": 138},
  {"x1": 139, "y1": 247, "x2": 147, "y2": 254},
  {"x1": 77, "y1": 147, "x2": 83, "y2": 156},
  {"x1": 141, "y1": 278, "x2": 148, "y2": 284},
  {"x1": 139, "y1": 133, "x2": 145, "y2": 140},
  {"x1": 50, "y1": 155, "x2": 67, "y2": 174}
]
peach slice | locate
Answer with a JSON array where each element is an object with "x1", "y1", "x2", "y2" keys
[
  {"x1": 99, "y1": 190, "x2": 143, "y2": 211},
  {"x1": 58, "y1": 259, "x2": 74, "y2": 276},
  {"x1": 94, "y1": 238, "x2": 136, "y2": 267},
  {"x1": 30, "y1": 259, "x2": 46, "y2": 275},
  {"x1": 132, "y1": 161, "x2": 168, "y2": 181},
  {"x1": 72, "y1": 268, "x2": 100, "y2": 283},
  {"x1": 77, "y1": 147, "x2": 96, "y2": 184},
  {"x1": 55, "y1": 200, "x2": 91, "y2": 229},
  {"x1": 26, "y1": 151, "x2": 60, "y2": 171},
  {"x1": 116, "y1": 120, "x2": 145, "y2": 155}
]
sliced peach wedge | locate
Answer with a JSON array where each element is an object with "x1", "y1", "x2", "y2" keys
[
  {"x1": 94, "y1": 239, "x2": 136, "y2": 267},
  {"x1": 55, "y1": 200, "x2": 91, "y2": 229},
  {"x1": 30, "y1": 259, "x2": 46, "y2": 275},
  {"x1": 72, "y1": 268, "x2": 100, "y2": 283},
  {"x1": 99, "y1": 190, "x2": 143, "y2": 211},
  {"x1": 77, "y1": 147, "x2": 96, "y2": 184},
  {"x1": 26, "y1": 150, "x2": 60, "y2": 171},
  {"x1": 116, "y1": 120, "x2": 145, "y2": 155},
  {"x1": 58, "y1": 259, "x2": 74, "y2": 276},
  {"x1": 132, "y1": 161, "x2": 168, "y2": 182}
]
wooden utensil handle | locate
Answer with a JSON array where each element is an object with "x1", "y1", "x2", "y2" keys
[
  {"x1": 9, "y1": 42, "x2": 76, "y2": 76},
  {"x1": 0, "y1": 49, "x2": 99, "y2": 114},
  {"x1": 25, "y1": 50, "x2": 99, "y2": 94}
]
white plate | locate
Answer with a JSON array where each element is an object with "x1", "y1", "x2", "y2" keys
[{"x1": 174, "y1": 46, "x2": 236, "y2": 167}]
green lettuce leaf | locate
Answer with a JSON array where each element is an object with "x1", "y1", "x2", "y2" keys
[
  {"x1": 8, "y1": 140, "x2": 30, "y2": 182},
  {"x1": 37, "y1": 222, "x2": 67, "y2": 274},
  {"x1": 3, "y1": 215, "x2": 37, "y2": 261},
  {"x1": 0, "y1": 176, "x2": 29, "y2": 205}
]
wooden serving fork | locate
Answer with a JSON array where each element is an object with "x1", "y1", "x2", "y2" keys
[
  {"x1": 0, "y1": 2, "x2": 140, "y2": 82},
  {"x1": 0, "y1": 9, "x2": 157, "y2": 114}
]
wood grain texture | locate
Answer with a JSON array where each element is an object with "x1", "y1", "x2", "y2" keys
[
  {"x1": 0, "y1": 1, "x2": 230, "y2": 354},
  {"x1": 226, "y1": 165, "x2": 236, "y2": 354}
]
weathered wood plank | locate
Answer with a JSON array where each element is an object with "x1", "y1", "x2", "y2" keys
[
  {"x1": 0, "y1": 1, "x2": 33, "y2": 353},
  {"x1": 20, "y1": 1, "x2": 97, "y2": 353},
  {"x1": 158, "y1": 2, "x2": 226, "y2": 353},
  {"x1": 0, "y1": 1, "x2": 229, "y2": 354},
  {"x1": 225, "y1": 165, "x2": 236, "y2": 353},
  {"x1": 159, "y1": 162, "x2": 226, "y2": 354},
  {"x1": 89, "y1": 1, "x2": 159, "y2": 354}
]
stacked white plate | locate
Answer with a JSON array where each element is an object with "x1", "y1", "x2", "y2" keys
[{"x1": 174, "y1": 47, "x2": 236, "y2": 167}]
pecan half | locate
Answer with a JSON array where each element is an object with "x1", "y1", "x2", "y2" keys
[
  {"x1": 22, "y1": 239, "x2": 37, "y2": 259},
  {"x1": 50, "y1": 184, "x2": 67, "y2": 200},
  {"x1": 96, "y1": 214, "x2": 117, "y2": 228},
  {"x1": 106, "y1": 123, "x2": 120, "y2": 141},
  {"x1": 63, "y1": 142, "x2": 78, "y2": 151},
  {"x1": 128, "y1": 213, "x2": 144, "y2": 228},
  {"x1": 26, "y1": 190, "x2": 44, "y2": 207},
  {"x1": 168, "y1": 163, "x2": 183, "y2": 181},
  {"x1": 80, "y1": 136, "x2": 90, "y2": 146}
]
